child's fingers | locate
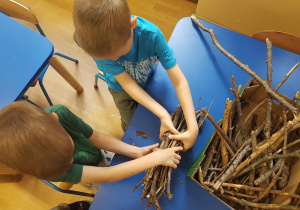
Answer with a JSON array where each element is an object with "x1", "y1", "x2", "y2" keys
[
  {"x1": 174, "y1": 159, "x2": 180, "y2": 165},
  {"x1": 169, "y1": 133, "x2": 183, "y2": 140},
  {"x1": 175, "y1": 153, "x2": 181, "y2": 160},
  {"x1": 150, "y1": 143, "x2": 159, "y2": 150},
  {"x1": 172, "y1": 163, "x2": 178, "y2": 169},
  {"x1": 169, "y1": 127, "x2": 180, "y2": 135},
  {"x1": 172, "y1": 146, "x2": 183, "y2": 152},
  {"x1": 159, "y1": 131, "x2": 164, "y2": 140}
]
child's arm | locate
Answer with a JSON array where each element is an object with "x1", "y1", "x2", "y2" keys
[
  {"x1": 80, "y1": 146, "x2": 183, "y2": 183},
  {"x1": 114, "y1": 66, "x2": 198, "y2": 152},
  {"x1": 89, "y1": 130, "x2": 159, "y2": 158},
  {"x1": 114, "y1": 72, "x2": 180, "y2": 137},
  {"x1": 166, "y1": 64, "x2": 199, "y2": 151}
]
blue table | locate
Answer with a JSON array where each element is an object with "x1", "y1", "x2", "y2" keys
[
  {"x1": 90, "y1": 17, "x2": 300, "y2": 210},
  {"x1": 0, "y1": 12, "x2": 53, "y2": 110}
]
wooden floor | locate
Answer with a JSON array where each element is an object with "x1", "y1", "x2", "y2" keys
[{"x1": 0, "y1": 0, "x2": 197, "y2": 209}]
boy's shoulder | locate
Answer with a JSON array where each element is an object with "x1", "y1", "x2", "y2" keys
[
  {"x1": 45, "y1": 104, "x2": 68, "y2": 114},
  {"x1": 136, "y1": 16, "x2": 160, "y2": 34}
]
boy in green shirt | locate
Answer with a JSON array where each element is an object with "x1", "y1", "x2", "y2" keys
[{"x1": 0, "y1": 101, "x2": 182, "y2": 184}]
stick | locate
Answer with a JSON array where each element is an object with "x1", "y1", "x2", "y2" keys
[
  {"x1": 202, "y1": 108, "x2": 238, "y2": 152},
  {"x1": 217, "y1": 194, "x2": 300, "y2": 209},
  {"x1": 249, "y1": 130, "x2": 257, "y2": 188},
  {"x1": 275, "y1": 62, "x2": 300, "y2": 92},
  {"x1": 236, "y1": 149, "x2": 300, "y2": 178},
  {"x1": 190, "y1": 14, "x2": 298, "y2": 115},
  {"x1": 220, "y1": 99, "x2": 232, "y2": 166},
  {"x1": 204, "y1": 182, "x2": 300, "y2": 199},
  {"x1": 276, "y1": 138, "x2": 300, "y2": 154},
  {"x1": 254, "y1": 158, "x2": 282, "y2": 186},
  {"x1": 230, "y1": 76, "x2": 246, "y2": 143}
]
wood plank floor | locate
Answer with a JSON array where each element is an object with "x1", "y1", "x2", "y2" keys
[{"x1": 0, "y1": 0, "x2": 197, "y2": 209}]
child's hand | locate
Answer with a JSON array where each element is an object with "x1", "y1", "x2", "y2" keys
[
  {"x1": 154, "y1": 146, "x2": 183, "y2": 169},
  {"x1": 169, "y1": 128, "x2": 198, "y2": 152},
  {"x1": 136, "y1": 143, "x2": 159, "y2": 158},
  {"x1": 159, "y1": 115, "x2": 180, "y2": 140}
]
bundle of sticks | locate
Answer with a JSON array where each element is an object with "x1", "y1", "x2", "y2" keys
[
  {"x1": 199, "y1": 79, "x2": 300, "y2": 209},
  {"x1": 133, "y1": 100, "x2": 208, "y2": 210},
  {"x1": 191, "y1": 14, "x2": 300, "y2": 209}
]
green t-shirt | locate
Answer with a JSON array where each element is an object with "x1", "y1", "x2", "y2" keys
[{"x1": 45, "y1": 105, "x2": 102, "y2": 183}]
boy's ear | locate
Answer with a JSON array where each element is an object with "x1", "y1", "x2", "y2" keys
[
  {"x1": 51, "y1": 112, "x2": 59, "y2": 121},
  {"x1": 131, "y1": 16, "x2": 137, "y2": 29}
]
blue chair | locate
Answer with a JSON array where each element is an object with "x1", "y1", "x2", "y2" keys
[
  {"x1": 41, "y1": 180, "x2": 95, "y2": 198},
  {"x1": 94, "y1": 67, "x2": 106, "y2": 88},
  {"x1": 0, "y1": 0, "x2": 78, "y2": 106}
]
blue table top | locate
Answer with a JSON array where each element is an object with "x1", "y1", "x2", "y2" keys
[
  {"x1": 90, "y1": 17, "x2": 300, "y2": 210},
  {"x1": 0, "y1": 12, "x2": 53, "y2": 110}
]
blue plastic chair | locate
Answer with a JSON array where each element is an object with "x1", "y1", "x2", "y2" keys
[
  {"x1": 0, "y1": 0, "x2": 78, "y2": 106},
  {"x1": 94, "y1": 67, "x2": 106, "y2": 88},
  {"x1": 41, "y1": 180, "x2": 95, "y2": 198}
]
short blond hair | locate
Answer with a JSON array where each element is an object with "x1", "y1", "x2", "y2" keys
[
  {"x1": 0, "y1": 101, "x2": 73, "y2": 180},
  {"x1": 73, "y1": 0, "x2": 132, "y2": 57}
]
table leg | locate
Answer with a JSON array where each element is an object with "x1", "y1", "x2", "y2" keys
[{"x1": 49, "y1": 55, "x2": 84, "y2": 94}]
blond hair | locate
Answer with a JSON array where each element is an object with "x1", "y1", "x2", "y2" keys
[
  {"x1": 0, "y1": 101, "x2": 73, "y2": 180},
  {"x1": 73, "y1": 0, "x2": 132, "y2": 57}
]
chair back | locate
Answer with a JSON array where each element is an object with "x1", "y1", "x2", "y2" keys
[
  {"x1": 252, "y1": 31, "x2": 300, "y2": 55},
  {"x1": 0, "y1": 0, "x2": 38, "y2": 24}
]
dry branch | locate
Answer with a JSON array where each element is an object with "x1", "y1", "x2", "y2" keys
[
  {"x1": 218, "y1": 194, "x2": 300, "y2": 209},
  {"x1": 202, "y1": 108, "x2": 237, "y2": 152}
]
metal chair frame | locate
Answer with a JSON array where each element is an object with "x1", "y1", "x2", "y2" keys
[{"x1": 41, "y1": 180, "x2": 95, "y2": 198}]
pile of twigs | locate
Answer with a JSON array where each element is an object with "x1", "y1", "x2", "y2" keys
[
  {"x1": 199, "y1": 79, "x2": 300, "y2": 209},
  {"x1": 191, "y1": 14, "x2": 300, "y2": 209},
  {"x1": 133, "y1": 100, "x2": 208, "y2": 210}
]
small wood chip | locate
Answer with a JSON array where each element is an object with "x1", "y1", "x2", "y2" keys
[{"x1": 136, "y1": 131, "x2": 148, "y2": 138}]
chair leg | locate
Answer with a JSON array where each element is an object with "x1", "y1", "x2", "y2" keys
[
  {"x1": 55, "y1": 52, "x2": 78, "y2": 63},
  {"x1": 94, "y1": 75, "x2": 99, "y2": 88},
  {"x1": 39, "y1": 80, "x2": 53, "y2": 106},
  {"x1": 38, "y1": 64, "x2": 53, "y2": 106},
  {"x1": 41, "y1": 180, "x2": 95, "y2": 198}
]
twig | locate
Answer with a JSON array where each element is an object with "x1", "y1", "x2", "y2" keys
[
  {"x1": 204, "y1": 182, "x2": 300, "y2": 199},
  {"x1": 254, "y1": 158, "x2": 282, "y2": 186},
  {"x1": 202, "y1": 108, "x2": 238, "y2": 152},
  {"x1": 217, "y1": 194, "x2": 300, "y2": 209},
  {"x1": 275, "y1": 62, "x2": 300, "y2": 92},
  {"x1": 230, "y1": 76, "x2": 246, "y2": 143},
  {"x1": 202, "y1": 132, "x2": 219, "y2": 178},
  {"x1": 220, "y1": 99, "x2": 232, "y2": 166},
  {"x1": 249, "y1": 130, "x2": 257, "y2": 188},
  {"x1": 276, "y1": 138, "x2": 300, "y2": 154}
]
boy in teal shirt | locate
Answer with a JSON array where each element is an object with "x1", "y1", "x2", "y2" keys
[{"x1": 73, "y1": 0, "x2": 198, "y2": 152}]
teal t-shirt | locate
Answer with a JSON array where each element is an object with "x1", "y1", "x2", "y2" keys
[
  {"x1": 94, "y1": 16, "x2": 177, "y2": 91},
  {"x1": 45, "y1": 105, "x2": 102, "y2": 183}
]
